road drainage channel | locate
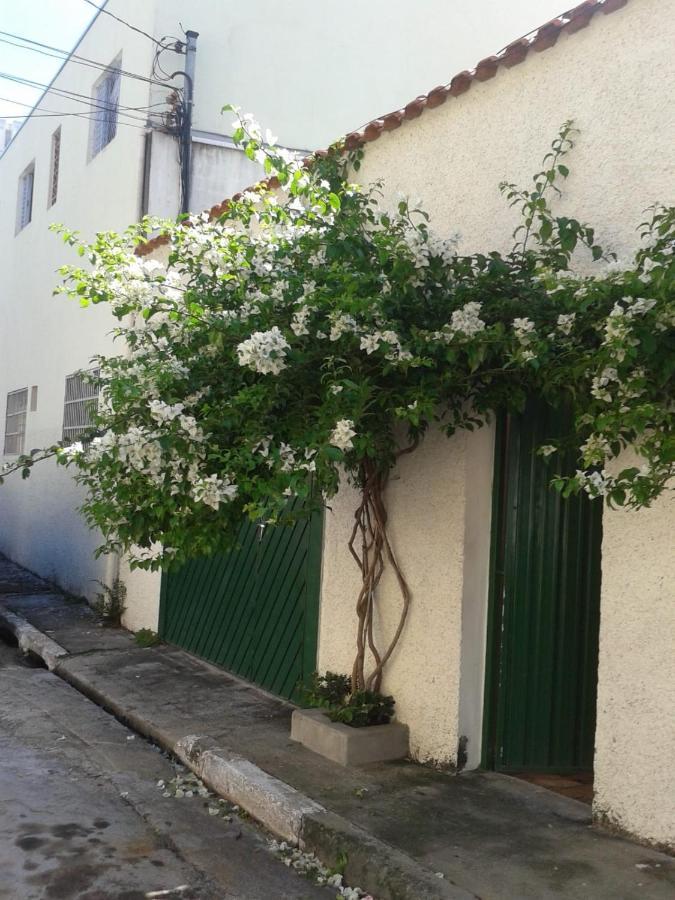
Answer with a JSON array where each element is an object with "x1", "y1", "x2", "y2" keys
[
  {"x1": 0, "y1": 624, "x2": 371, "y2": 899},
  {"x1": 0, "y1": 627, "x2": 47, "y2": 668}
]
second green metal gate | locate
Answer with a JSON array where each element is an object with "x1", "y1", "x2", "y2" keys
[
  {"x1": 159, "y1": 508, "x2": 323, "y2": 701},
  {"x1": 483, "y1": 398, "x2": 603, "y2": 773}
]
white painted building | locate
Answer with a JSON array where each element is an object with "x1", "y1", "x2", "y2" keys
[
  {"x1": 4, "y1": 0, "x2": 671, "y2": 856},
  {"x1": 137, "y1": 0, "x2": 674, "y2": 851},
  {"x1": 0, "y1": 0, "x2": 567, "y2": 597}
]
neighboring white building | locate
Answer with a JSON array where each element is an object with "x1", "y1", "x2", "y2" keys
[{"x1": 0, "y1": 0, "x2": 566, "y2": 598}]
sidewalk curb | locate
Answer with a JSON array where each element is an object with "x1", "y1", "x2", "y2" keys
[
  {"x1": 0, "y1": 603, "x2": 477, "y2": 900},
  {"x1": 0, "y1": 602, "x2": 69, "y2": 670},
  {"x1": 174, "y1": 734, "x2": 325, "y2": 844},
  {"x1": 300, "y1": 810, "x2": 476, "y2": 900}
]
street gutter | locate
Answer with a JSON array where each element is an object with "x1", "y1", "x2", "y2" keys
[{"x1": 0, "y1": 599, "x2": 474, "y2": 900}]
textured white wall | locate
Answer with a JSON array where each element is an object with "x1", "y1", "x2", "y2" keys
[
  {"x1": 319, "y1": 426, "x2": 495, "y2": 765},
  {"x1": 594, "y1": 454, "x2": 675, "y2": 850},
  {"x1": 119, "y1": 558, "x2": 162, "y2": 633},
  {"x1": 317, "y1": 0, "x2": 675, "y2": 845}
]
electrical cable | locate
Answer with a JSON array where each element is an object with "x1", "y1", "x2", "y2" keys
[
  {"x1": 0, "y1": 30, "x2": 172, "y2": 88},
  {"x1": 81, "y1": 0, "x2": 168, "y2": 49},
  {"x1": 0, "y1": 71, "x2": 165, "y2": 123},
  {"x1": 0, "y1": 94, "x2": 167, "y2": 130}
]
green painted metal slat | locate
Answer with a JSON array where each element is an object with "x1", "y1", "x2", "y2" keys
[
  {"x1": 483, "y1": 397, "x2": 602, "y2": 773},
  {"x1": 159, "y1": 503, "x2": 322, "y2": 701}
]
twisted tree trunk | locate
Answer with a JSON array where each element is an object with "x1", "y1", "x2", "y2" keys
[{"x1": 347, "y1": 457, "x2": 412, "y2": 693}]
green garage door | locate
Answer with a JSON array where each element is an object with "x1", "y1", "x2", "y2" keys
[
  {"x1": 483, "y1": 398, "x2": 603, "y2": 773},
  {"x1": 159, "y1": 508, "x2": 323, "y2": 701}
]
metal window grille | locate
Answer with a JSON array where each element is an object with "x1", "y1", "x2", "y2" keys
[
  {"x1": 4, "y1": 388, "x2": 28, "y2": 455},
  {"x1": 62, "y1": 372, "x2": 100, "y2": 443},
  {"x1": 48, "y1": 127, "x2": 61, "y2": 208},
  {"x1": 16, "y1": 164, "x2": 34, "y2": 232},
  {"x1": 90, "y1": 62, "x2": 121, "y2": 157}
]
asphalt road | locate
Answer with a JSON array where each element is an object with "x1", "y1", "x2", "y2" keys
[{"x1": 0, "y1": 638, "x2": 334, "y2": 900}]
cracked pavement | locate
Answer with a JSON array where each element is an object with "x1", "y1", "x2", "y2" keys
[{"x1": 0, "y1": 638, "x2": 333, "y2": 900}]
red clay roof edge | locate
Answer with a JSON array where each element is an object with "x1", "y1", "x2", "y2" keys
[{"x1": 136, "y1": 0, "x2": 629, "y2": 257}]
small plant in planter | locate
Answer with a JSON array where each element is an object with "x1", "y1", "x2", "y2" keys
[
  {"x1": 303, "y1": 671, "x2": 395, "y2": 727},
  {"x1": 328, "y1": 690, "x2": 395, "y2": 728},
  {"x1": 302, "y1": 671, "x2": 351, "y2": 710},
  {"x1": 294, "y1": 672, "x2": 406, "y2": 763}
]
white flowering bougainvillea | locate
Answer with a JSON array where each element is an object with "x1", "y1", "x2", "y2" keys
[{"x1": 2, "y1": 117, "x2": 673, "y2": 691}]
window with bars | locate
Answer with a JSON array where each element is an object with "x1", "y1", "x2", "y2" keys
[
  {"x1": 90, "y1": 58, "x2": 121, "y2": 158},
  {"x1": 4, "y1": 388, "x2": 28, "y2": 455},
  {"x1": 48, "y1": 127, "x2": 61, "y2": 207},
  {"x1": 62, "y1": 372, "x2": 100, "y2": 443},
  {"x1": 16, "y1": 163, "x2": 34, "y2": 232}
]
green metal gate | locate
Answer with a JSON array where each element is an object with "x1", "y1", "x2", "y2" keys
[
  {"x1": 483, "y1": 398, "x2": 602, "y2": 773},
  {"x1": 159, "y1": 508, "x2": 323, "y2": 701}
]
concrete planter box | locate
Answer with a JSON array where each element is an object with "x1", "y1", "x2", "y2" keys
[{"x1": 291, "y1": 708, "x2": 409, "y2": 766}]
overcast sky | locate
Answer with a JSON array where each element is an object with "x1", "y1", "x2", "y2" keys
[{"x1": 0, "y1": 0, "x2": 101, "y2": 119}]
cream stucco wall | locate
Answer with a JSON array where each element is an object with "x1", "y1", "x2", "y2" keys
[
  {"x1": 316, "y1": 0, "x2": 675, "y2": 845},
  {"x1": 593, "y1": 455, "x2": 675, "y2": 850},
  {"x1": 319, "y1": 425, "x2": 495, "y2": 765},
  {"x1": 118, "y1": 559, "x2": 162, "y2": 633}
]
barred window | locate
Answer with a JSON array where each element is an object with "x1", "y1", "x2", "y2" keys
[
  {"x1": 62, "y1": 372, "x2": 100, "y2": 443},
  {"x1": 16, "y1": 162, "x2": 34, "y2": 232},
  {"x1": 4, "y1": 388, "x2": 28, "y2": 455},
  {"x1": 90, "y1": 58, "x2": 121, "y2": 158},
  {"x1": 48, "y1": 127, "x2": 61, "y2": 208}
]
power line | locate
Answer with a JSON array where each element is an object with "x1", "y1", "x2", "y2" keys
[
  {"x1": 0, "y1": 71, "x2": 166, "y2": 123},
  {"x1": 0, "y1": 94, "x2": 165, "y2": 130},
  {"x1": 1, "y1": 107, "x2": 151, "y2": 130},
  {"x1": 81, "y1": 0, "x2": 167, "y2": 49},
  {"x1": 0, "y1": 30, "x2": 172, "y2": 89}
]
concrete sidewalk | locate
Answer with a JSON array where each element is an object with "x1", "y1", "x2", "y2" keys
[{"x1": 0, "y1": 555, "x2": 672, "y2": 900}]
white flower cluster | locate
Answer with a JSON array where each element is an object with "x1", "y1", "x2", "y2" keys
[
  {"x1": 148, "y1": 400, "x2": 185, "y2": 424},
  {"x1": 290, "y1": 304, "x2": 312, "y2": 337},
  {"x1": 104, "y1": 257, "x2": 167, "y2": 313},
  {"x1": 580, "y1": 433, "x2": 611, "y2": 465},
  {"x1": 237, "y1": 326, "x2": 290, "y2": 375},
  {"x1": 359, "y1": 329, "x2": 413, "y2": 362},
  {"x1": 191, "y1": 473, "x2": 238, "y2": 510},
  {"x1": 252, "y1": 437, "x2": 317, "y2": 475},
  {"x1": 512, "y1": 316, "x2": 537, "y2": 361},
  {"x1": 430, "y1": 301, "x2": 486, "y2": 343},
  {"x1": 426, "y1": 230, "x2": 458, "y2": 265},
  {"x1": 556, "y1": 312, "x2": 576, "y2": 336},
  {"x1": 330, "y1": 419, "x2": 356, "y2": 451},
  {"x1": 329, "y1": 314, "x2": 358, "y2": 342},
  {"x1": 590, "y1": 366, "x2": 619, "y2": 402},
  {"x1": 574, "y1": 468, "x2": 615, "y2": 498},
  {"x1": 602, "y1": 296, "x2": 657, "y2": 358},
  {"x1": 451, "y1": 302, "x2": 486, "y2": 337}
]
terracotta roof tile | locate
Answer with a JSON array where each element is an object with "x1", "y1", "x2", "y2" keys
[
  {"x1": 449, "y1": 71, "x2": 473, "y2": 97},
  {"x1": 136, "y1": 0, "x2": 630, "y2": 257},
  {"x1": 474, "y1": 55, "x2": 501, "y2": 81},
  {"x1": 501, "y1": 39, "x2": 530, "y2": 68}
]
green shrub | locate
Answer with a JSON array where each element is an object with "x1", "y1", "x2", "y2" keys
[
  {"x1": 327, "y1": 690, "x2": 395, "y2": 728},
  {"x1": 92, "y1": 578, "x2": 126, "y2": 626},
  {"x1": 303, "y1": 672, "x2": 395, "y2": 728},
  {"x1": 134, "y1": 628, "x2": 161, "y2": 647}
]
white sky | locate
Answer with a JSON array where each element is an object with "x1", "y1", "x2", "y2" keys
[{"x1": 0, "y1": 0, "x2": 101, "y2": 119}]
